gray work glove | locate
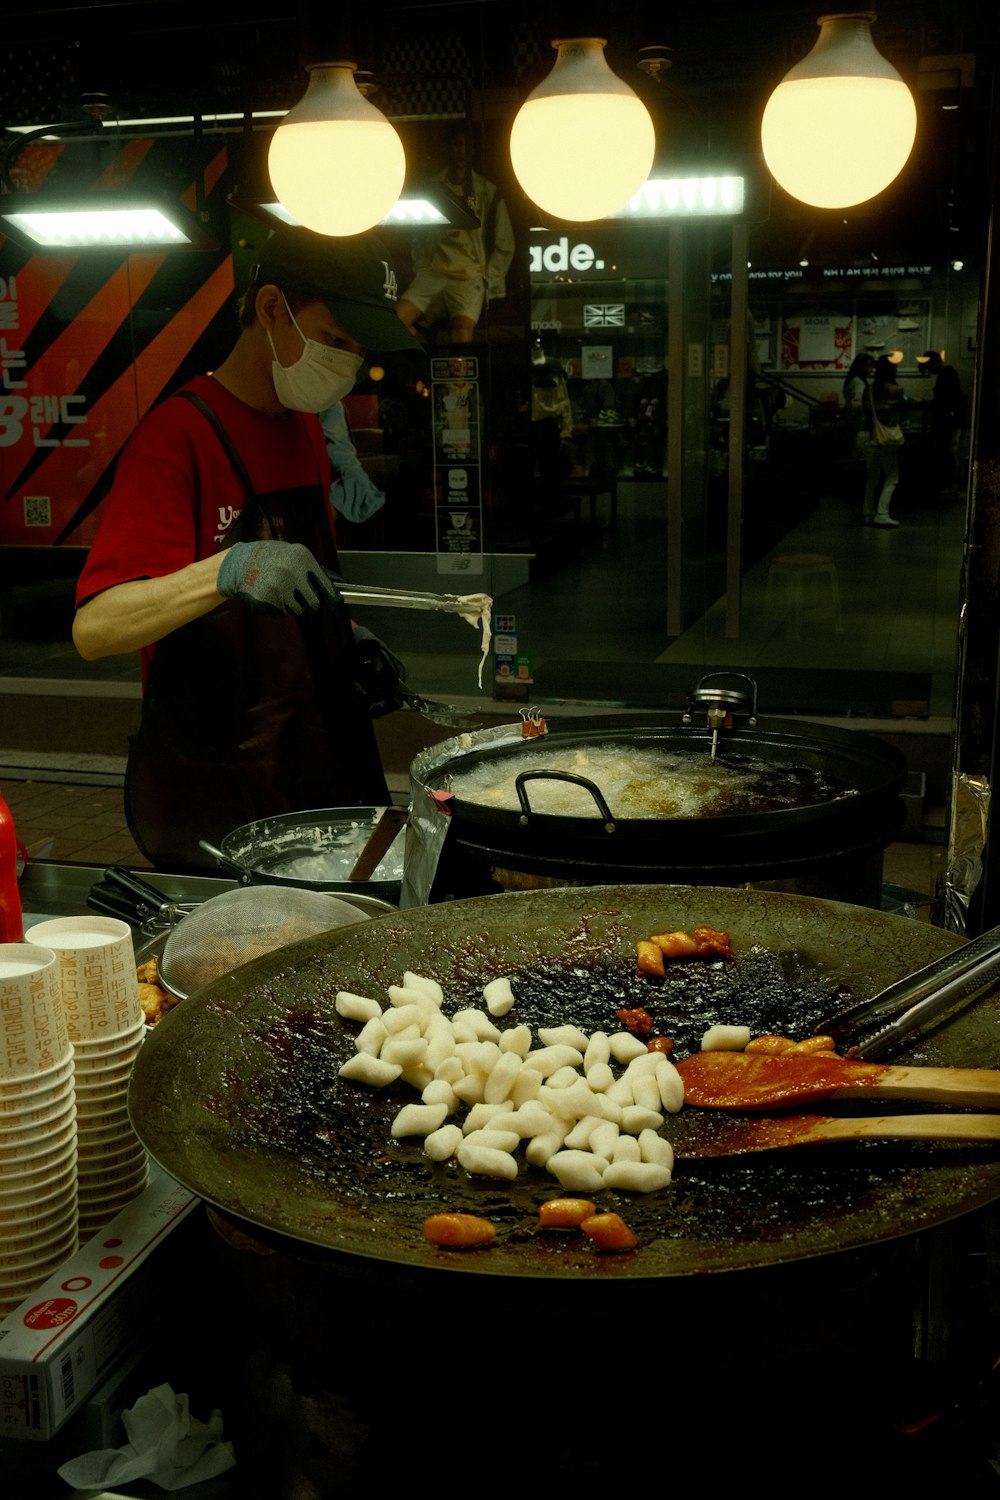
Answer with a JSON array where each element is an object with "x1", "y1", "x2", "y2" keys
[{"x1": 217, "y1": 540, "x2": 343, "y2": 616}]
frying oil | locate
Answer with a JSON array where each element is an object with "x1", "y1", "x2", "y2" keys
[{"x1": 448, "y1": 742, "x2": 854, "y2": 819}]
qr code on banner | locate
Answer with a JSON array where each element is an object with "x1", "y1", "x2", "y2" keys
[{"x1": 24, "y1": 495, "x2": 51, "y2": 528}]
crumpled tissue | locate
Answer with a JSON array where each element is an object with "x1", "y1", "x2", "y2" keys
[{"x1": 57, "y1": 1382, "x2": 236, "y2": 1492}]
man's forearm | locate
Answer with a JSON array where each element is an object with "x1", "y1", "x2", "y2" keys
[{"x1": 72, "y1": 553, "x2": 227, "y2": 660}]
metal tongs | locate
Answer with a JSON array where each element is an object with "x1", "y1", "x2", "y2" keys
[
  {"x1": 334, "y1": 580, "x2": 489, "y2": 618},
  {"x1": 334, "y1": 576, "x2": 491, "y2": 729},
  {"x1": 87, "y1": 866, "x2": 197, "y2": 934},
  {"x1": 813, "y1": 920, "x2": 1000, "y2": 1060}
]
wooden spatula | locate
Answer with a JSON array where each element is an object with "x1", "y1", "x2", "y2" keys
[
  {"x1": 681, "y1": 1112, "x2": 1000, "y2": 1156},
  {"x1": 348, "y1": 807, "x2": 407, "y2": 882}
]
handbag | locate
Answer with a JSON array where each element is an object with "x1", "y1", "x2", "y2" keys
[{"x1": 867, "y1": 389, "x2": 904, "y2": 447}]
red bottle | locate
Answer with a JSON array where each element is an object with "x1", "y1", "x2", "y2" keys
[{"x1": 0, "y1": 791, "x2": 24, "y2": 942}]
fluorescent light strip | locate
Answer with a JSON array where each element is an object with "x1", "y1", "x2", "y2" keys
[
  {"x1": 254, "y1": 197, "x2": 448, "y2": 227},
  {"x1": 1, "y1": 206, "x2": 193, "y2": 248},
  {"x1": 613, "y1": 175, "x2": 745, "y2": 218},
  {"x1": 7, "y1": 110, "x2": 287, "y2": 134},
  {"x1": 381, "y1": 198, "x2": 447, "y2": 224}
]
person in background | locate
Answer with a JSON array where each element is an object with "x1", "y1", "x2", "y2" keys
[
  {"x1": 843, "y1": 351, "x2": 876, "y2": 408},
  {"x1": 842, "y1": 352, "x2": 876, "y2": 465},
  {"x1": 397, "y1": 125, "x2": 515, "y2": 344},
  {"x1": 72, "y1": 225, "x2": 419, "y2": 872},
  {"x1": 916, "y1": 348, "x2": 966, "y2": 494},
  {"x1": 320, "y1": 400, "x2": 386, "y2": 526},
  {"x1": 530, "y1": 339, "x2": 574, "y2": 488},
  {"x1": 862, "y1": 354, "x2": 905, "y2": 528}
]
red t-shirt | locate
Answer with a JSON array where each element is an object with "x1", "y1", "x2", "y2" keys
[{"x1": 76, "y1": 375, "x2": 332, "y2": 681}]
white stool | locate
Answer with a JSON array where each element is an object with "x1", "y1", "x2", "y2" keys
[{"x1": 765, "y1": 553, "x2": 844, "y2": 639}]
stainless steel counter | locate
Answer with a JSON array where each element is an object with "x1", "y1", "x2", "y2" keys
[{"x1": 18, "y1": 860, "x2": 238, "y2": 923}]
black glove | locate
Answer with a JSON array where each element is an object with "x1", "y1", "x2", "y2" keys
[
  {"x1": 351, "y1": 625, "x2": 408, "y2": 718},
  {"x1": 217, "y1": 541, "x2": 343, "y2": 616}
]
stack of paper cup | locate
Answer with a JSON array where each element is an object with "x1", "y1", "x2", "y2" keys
[
  {"x1": 0, "y1": 943, "x2": 78, "y2": 1316},
  {"x1": 24, "y1": 916, "x2": 148, "y2": 1239}
]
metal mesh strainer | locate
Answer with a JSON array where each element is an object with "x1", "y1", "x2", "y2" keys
[{"x1": 158, "y1": 886, "x2": 371, "y2": 999}]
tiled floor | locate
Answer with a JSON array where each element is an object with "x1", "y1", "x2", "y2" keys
[{"x1": 6, "y1": 777, "x2": 149, "y2": 868}]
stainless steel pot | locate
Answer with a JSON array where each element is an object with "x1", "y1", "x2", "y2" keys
[{"x1": 200, "y1": 805, "x2": 404, "y2": 905}]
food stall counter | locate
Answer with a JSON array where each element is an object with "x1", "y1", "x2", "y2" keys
[{"x1": 18, "y1": 860, "x2": 237, "y2": 924}]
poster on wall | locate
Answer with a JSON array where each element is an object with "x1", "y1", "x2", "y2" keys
[
  {"x1": 781, "y1": 311, "x2": 851, "y2": 371},
  {"x1": 0, "y1": 138, "x2": 236, "y2": 549},
  {"x1": 431, "y1": 355, "x2": 483, "y2": 576}
]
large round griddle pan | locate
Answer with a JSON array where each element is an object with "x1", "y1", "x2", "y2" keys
[{"x1": 128, "y1": 884, "x2": 1000, "y2": 1281}]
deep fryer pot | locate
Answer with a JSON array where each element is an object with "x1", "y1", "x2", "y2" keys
[{"x1": 407, "y1": 715, "x2": 908, "y2": 906}]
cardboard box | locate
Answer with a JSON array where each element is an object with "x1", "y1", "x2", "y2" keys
[{"x1": 0, "y1": 1163, "x2": 199, "y2": 1441}]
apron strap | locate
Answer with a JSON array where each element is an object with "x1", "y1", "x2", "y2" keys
[{"x1": 175, "y1": 390, "x2": 256, "y2": 501}]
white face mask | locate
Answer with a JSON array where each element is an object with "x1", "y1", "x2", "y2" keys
[{"x1": 268, "y1": 297, "x2": 363, "y2": 413}]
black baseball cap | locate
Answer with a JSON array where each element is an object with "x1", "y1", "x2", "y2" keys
[{"x1": 251, "y1": 224, "x2": 420, "y2": 353}]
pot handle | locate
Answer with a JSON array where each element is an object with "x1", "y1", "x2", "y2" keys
[
  {"x1": 103, "y1": 865, "x2": 172, "y2": 912},
  {"x1": 197, "y1": 839, "x2": 253, "y2": 885},
  {"x1": 87, "y1": 881, "x2": 151, "y2": 926},
  {"x1": 514, "y1": 770, "x2": 616, "y2": 829}
]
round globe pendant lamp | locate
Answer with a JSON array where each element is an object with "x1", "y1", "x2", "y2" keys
[
  {"x1": 268, "y1": 62, "x2": 405, "y2": 236},
  {"x1": 509, "y1": 38, "x2": 656, "y2": 222},
  {"x1": 761, "y1": 12, "x2": 916, "y2": 210}
]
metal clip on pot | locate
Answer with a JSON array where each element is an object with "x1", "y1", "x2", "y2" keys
[
  {"x1": 514, "y1": 771, "x2": 616, "y2": 832},
  {"x1": 682, "y1": 671, "x2": 759, "y2": 760},
  {"x1": 814, "y1": 919, "x2": 1000, "y2": 1059}
]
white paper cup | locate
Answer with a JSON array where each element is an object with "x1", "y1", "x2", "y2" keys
[
  {"x1": 78, "y1": 1160, "x2": 147, "y2": 1198},
  {"x1": 1, "y1": 1200, "x2": 79, "y2": 1250},
  {"x1": 0, "y1": 1232, "x2": 80, "y2": 1289},
  {"x1": 0, "y1": 1085, "x2": 75, "y2": 1134},
  {"x1": 76, "y1": 1136, "x2": 145, "y2": 1173},
  {"x1": 72, "y1": 1101, "x2": 129, "y2": 1132},
  {"x1": 0, "y1": 1106, "x2": 76, "y2": 1156},
  {"x1": 0, "y1": 1113, "x2": 77, "y2": 1166},
  {"x1": 71, "y1": 1022, "x2": 146, "y2": 1060},
  {"x1": 79, "y1": 1178, "x2": 148, "y2": 1225},
  {"x1": 76, "y1": 1121, "x2": 140, "y2": 1157},
  {"x1": 0, "y1": 1055, "x2": 74, "y2": 1110},
  {"x1": 0, "y1": 1182, "x2": 76, "y2": 1230},
  {"x1": 0, "y1": 1138, "x2": 77, "y2": 1189},
  {"x1": 71, "y1": 1051, "x2": 140, "y2": 1084},
  {"x1": 0, "y1": 1221, "x2": 79, "y2": 1274},
  {"x1": 79, "y1": 1167, "x2": 148, "y2": 1206},
  {"x1": 0, "y1": 945, "x2": 71, "y2": 1081},
  {"x1": 23, "y1": 918, "x2": 142, "y2": 1042},
  {"x1": 75, "y1": 1122, "x2": 134, "y2": 1152},
  {"x1": 73, "y1": 1088, "x2": 131, "y2": 1120},
  {"x1": 0, "y1": 1171, "x2": 76, "y2": 1221}
]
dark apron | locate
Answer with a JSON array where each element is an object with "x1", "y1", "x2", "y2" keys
[{"x1": 124, "y1": 399, "x2": 390, "y2": 873}]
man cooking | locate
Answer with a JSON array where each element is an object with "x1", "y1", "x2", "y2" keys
[{"x1": 73, "y1": 225, "x2": 420, "y2": 872}]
